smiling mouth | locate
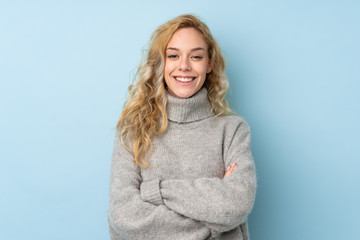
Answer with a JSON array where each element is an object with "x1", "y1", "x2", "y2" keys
[{"x1": 174, "y1": 76, "x2": 196, "y2": 83}]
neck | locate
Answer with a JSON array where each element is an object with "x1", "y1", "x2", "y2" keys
[{"x1": 166, "y1": 88, "x2": 214, "y2": 123}]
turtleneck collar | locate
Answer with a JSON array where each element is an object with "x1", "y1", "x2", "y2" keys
[{"x1": 166, "y1": 87, "x2": 214, "y2": 123}]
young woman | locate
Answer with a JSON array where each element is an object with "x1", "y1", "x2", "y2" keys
[{"x1": 108, "y1": 14, "x2": 256, "y2": 240}]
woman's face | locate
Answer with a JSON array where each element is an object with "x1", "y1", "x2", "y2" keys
[{"x1": 164, "y1": 27, "x2": 211, "y2": 98}]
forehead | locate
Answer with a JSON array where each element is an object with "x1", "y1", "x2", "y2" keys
[{"x1": 167, "y1": 28, "x2": 207, "y2": 49}]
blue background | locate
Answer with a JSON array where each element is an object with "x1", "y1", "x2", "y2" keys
[{"x1": 1, "y1": 1, "x2": 359, "y2": 239}]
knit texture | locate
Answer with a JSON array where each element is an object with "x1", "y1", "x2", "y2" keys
[{"x1": 108, "y1": 88, "x2": 256, "y2": 240}]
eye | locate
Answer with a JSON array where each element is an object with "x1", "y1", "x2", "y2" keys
[
  {"x1": 167, "y1": 54, "x2": 178, "y2": 59},
  {"x1": 192, "y1": 55, "x2": 203, "y2": 60}
]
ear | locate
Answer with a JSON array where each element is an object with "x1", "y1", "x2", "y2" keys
[{"x1": 207, "y1": 61, "x2": 212, "y2": 74}]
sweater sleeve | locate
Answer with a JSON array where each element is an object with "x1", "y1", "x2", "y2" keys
[
  {"x1": 107, "y1": 131, "x2": 211, "y2": 240},
  {"x1": 140, "y1": 120, "x2": 256, "y2": 233}
]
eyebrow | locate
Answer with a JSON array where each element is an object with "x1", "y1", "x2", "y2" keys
[{"x1": 166, "y1": 47, "x2": 206, "y2": 52}]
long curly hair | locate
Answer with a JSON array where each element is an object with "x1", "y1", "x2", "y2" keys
[{"x1": 117, "y1": 14, "x2": 232, "y2": 167}]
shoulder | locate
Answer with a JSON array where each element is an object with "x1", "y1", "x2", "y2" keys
[
  {"x1": 214, "y1": 114, "x2": 251, "y2": 136},
  {"x1": 215, "y1": 114, "x2": 252, "y2": 155},
  {"x1": 222, "y1": 114, "x2": 250, "y2": 126}
]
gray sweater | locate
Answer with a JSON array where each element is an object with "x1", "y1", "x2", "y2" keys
[{"x1": 108, "y1": 88, "x2": 256, "y2": 240}]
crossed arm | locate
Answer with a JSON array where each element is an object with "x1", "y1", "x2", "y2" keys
[{"x1": 108, "y1": 121, "x2": 256, "y2": 239}]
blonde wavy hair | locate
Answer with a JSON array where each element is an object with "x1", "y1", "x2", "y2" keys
[{"x1": 117, "y1": 14, "x2": 233, "y2": 167}]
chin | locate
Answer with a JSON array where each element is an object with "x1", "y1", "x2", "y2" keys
[{"x1": 173, "y1": 89, "x2": 198, "y2": 98}]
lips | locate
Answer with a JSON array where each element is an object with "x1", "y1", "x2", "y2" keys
[{"x1": 173, "y1": 76, "x2": 196, "y2": 83}]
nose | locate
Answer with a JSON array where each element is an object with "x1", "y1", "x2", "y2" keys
[{"x1": 179, "y1": 57, "x2": 191, "y2": 71}]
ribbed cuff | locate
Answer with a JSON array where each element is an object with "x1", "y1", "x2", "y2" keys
[{"x1": 140, "y1": 179, "x2": 164, "y2": 206}]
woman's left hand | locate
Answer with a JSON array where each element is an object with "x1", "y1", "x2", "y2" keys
[{"x1": 224, "y1": 163, "x2": 238, "y2": 177}]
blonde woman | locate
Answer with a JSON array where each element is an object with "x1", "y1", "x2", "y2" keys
[{"x1": 108, "y1": 14, "x2": 256, "y2": 240}]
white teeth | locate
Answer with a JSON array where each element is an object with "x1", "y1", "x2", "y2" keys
[{"x1": 175, "y1": 77, "x2": 194, "y2": 82}]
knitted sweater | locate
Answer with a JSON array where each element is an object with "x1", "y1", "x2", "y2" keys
[{"x1": 108, "y1": 88, "x2": 256, "y2": 240}]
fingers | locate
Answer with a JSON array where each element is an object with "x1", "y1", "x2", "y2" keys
[
  {"x1": 224, "y1": 163, "x2": 238, "y2": 177},
  {"x1": 224, "y1": 166, "x2": 231, "y2": 177}
]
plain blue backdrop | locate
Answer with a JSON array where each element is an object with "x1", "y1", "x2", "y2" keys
[{"x1": 1, "y1": 0, "x2": 359, "y2": 239}]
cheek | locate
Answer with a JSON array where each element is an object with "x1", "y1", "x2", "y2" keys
[
  {"x1": 163, "y1": 63, "x2": 172, "y2": 84},
  {"x1": 164, "y1": 63, "x2": 168, "y2": 75},
  {"x1": 199, "y1": 62, "x2": 210, "y2": 75},
  {"x1": 164, "y1": 60, "x2": 174, "y2": 74}
]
